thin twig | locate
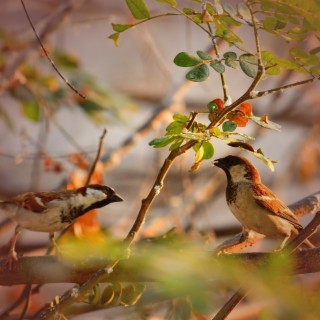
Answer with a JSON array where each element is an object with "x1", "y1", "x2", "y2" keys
[
  {"x1": 206, "y1": 23, "x2": 229, "y2": 103},
  {"x1": 20, "y1": 0, "x2": 86, "y2": 99},
  {"x1": 212, "y1": 289, "x2": 248, "y2": 320},
  {"x1": 19, "y1": 284, "x2": 32, "y2": 320},
  {"x1": 0, "y1": 284, "x2": 32, "y2": 318},
  {"x1": 255, "y1": 77, "x2": 319, "y2": 98},
  {"x1": 85, "y1": 128, "x2": 107, "y2": 186},
  {"x1": 288, "y1": 211, "x2": 320, "y2": 252}
]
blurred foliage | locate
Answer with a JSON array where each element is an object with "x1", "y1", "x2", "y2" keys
[
  {"x1": 0, "y1": 29, "x2": 137, "y2": 129},
  {"x1": 60, "y1": 231, "x2": 320, "y2": 319}
]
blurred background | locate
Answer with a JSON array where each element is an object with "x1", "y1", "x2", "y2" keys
[{"x1": 0, "y1": 0, "x2": 319, "y2": 318}]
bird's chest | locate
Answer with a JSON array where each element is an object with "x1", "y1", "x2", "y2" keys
[
  {"x1": 227, "y1": 183, "x2": 254, "y2": 224},
  {"x1": 15, "y1": 204, "x2": 85, "y2": 232},
  {"x1": 227, "y1": 183, "x2": 266, "y2": 231}
]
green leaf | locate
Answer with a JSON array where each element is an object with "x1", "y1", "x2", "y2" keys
[
  {"x1": 125, "y1": 0, "x2": 150, "y2": 20},
  {"x1": 22, "y1": 101, "x2": 41, "y2": 122},
  {"x1": 78, "y1": 99, "x2": 104, "y2": 114},
  {"x1": 289, "y1": 48, "x2": 319, "y2": 66},
  {"x1": 174, "y1": 52, "x2": 202, "y2": 67},
  {"x1": 225, "y1": 59, "x2": 239, "y2": 69},
  {"x1": 149, "y1": 136, "x2": 176, "y2": 148},
  {"x1": 223, "y1": 3, "x2": 244, "y2": 23},
  {"x1": 53, "y1": 51, "x2": 79, "y2": 69},
  {"x1": 237, "y1": 2, "x2": 251, "y2": 22},
  {"x1": 166, "y1": 121, "x2": 184, "y2": 134},
  {"x1": 202, "y1": 142, "x2": 214, "y2": 159},
  {"x1": 210, "y1": 127, "x2": 221, "y2": 137},
  {"x1": 252, "y1": 151, "x2": 275, "y2": 172},
  {"x1": 108, "y1": 33, "x2": 120, "y2": 46},
  {"x1": 228, "y1": 143, "x2": 275, "y2": 171},
  {"x1": 224, "y1": 52, "x2": 238, "y2": 69},
  {"x1": 210, "y1": 60, "x2": 225, "y2": 73},
  {"x1": 249, "y1": 115, "x2": 281, "y2": 131},
  {"x1": 155, "y1": 0, "x2": 176, "y2": 6},
  {"x1": 182, "y1": 7, "x2": 195, "y2": 15},
  {"x1": 112, "y1": 23, "x2": 133, "y2": 32},
  {"x1": 263, "y1": 17, "x2": 286, "y2": 31},
  {"x1": 173, "y1": 114, "x2": 189, "y2": 123},
  {"x1": 196, "y1": 51, "x2": 212, "y2": 61},
  {"x1": 223, "y1": 52, "x2": 237, "y2": 60},
  {"x1": 310, "y1": 66, "x2": 320, "y2": 75},
  {"x1": 239, "y1": 54, "x2": 258, "y2": 78},
  {"x1": 186, "y1": 64, "x2": 209, "y2": 82},
  {"x1": 222, "y1": 121, "x2": 237, "y2": 132},
  {"x1": 169, "y1": 137, "x2": 184, "y2": 150}
]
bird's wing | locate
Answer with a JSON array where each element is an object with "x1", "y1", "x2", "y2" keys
[
  {"x1": 15, "y1": 192, "x2": 64, "y2": 213},
  {"x1": 252, "y1": 183, "x2": 303, "y2": 230}
]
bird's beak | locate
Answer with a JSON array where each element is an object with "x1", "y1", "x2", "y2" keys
[
  {"x1": 109, "y1": 193, "x2": 123, "y2": 203},
  {"x1": 213, "y1": 158, "x2": 224, "y2": 168}
]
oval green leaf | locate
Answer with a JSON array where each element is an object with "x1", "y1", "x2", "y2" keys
[
  {"x1": 112, "y1": 23, "x2": 133, "y2": 32},
  {"x1": 202, "y1": 141, "x2": 214, "y2": 159},
  {"x1": 210, "y1": 60, "x2": 225, "y2": 73},
  {"x1": 186, "y1": 64, "x2": 209, "y2": 82},
  {"x1": 196, "y1": 50, "x2": 213, "y2": 60},
  {"x1": 125, "y1": 0, "x2": 150, "y2": 19},
  {"x1": 222, "y1": 120, "x2": 237, "y2": 132},
  {"x1": 174, "y1": 52, "x2": 202, "y2": 67},
  {"x1": 223, "y1": 51, "x2": 237, "y2": 60},
  {"x1": 239, "y1": 54, "x2": 258, "y2": 78},
  {"x1": 173, "y1": 113, "x2": 189, "y2": 123}
]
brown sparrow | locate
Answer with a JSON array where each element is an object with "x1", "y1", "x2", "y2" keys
[
  {"x1": 0, "y1": 184, "x2": 123, "y2": 268},
  {"x1": 214, "y1": 155, "x2": 308, "y2": 250}
]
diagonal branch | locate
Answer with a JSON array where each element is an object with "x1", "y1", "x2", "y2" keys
[{"x1": 20, "y1": 0, "x2": 86, "y2": 99}]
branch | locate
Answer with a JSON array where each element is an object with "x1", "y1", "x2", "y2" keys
[
  {"x1": 212, "y1": 289, "x2": 248, "y2": 320},
  {"x1": 0, "y1": 245, "x2": 319, "y2": 286},
  {"x1": 85, "y1": 128, "x2": 107, "y2": 186},
  {"x1": 0, "y1": 0, "x2": 78, "y2": 95},
  {"x1": 253, "y1": 77, "x2": 319, "y2": 98},
  {"x1": 20, "y1": 0, "x2": 86, "y2": 99},
  {"x1": 125, "y1": 140, "x2": 196, "y2": 244}
]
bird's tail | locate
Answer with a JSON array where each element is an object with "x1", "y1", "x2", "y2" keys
[{"x1": 0, "y1": 200, "x2": 17, "y2": 220}]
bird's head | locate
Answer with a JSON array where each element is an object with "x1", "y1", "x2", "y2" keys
[
  {"x1": 213, "y1": 155, "x2": 261, "y2": 184},
  {"x1": 76, "y1": 184, "x2": 123, "y2": 211}
]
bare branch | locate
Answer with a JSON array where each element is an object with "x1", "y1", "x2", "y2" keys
[
  {"x1": 20, "y1": 0, "x2": 86, "y2": 99},
  {"x1": 85, "y1": 128, "x2": 107, "y2": 186},
  {"x1": 212, "y1": 289, "x2": 248, "y2": 320}
]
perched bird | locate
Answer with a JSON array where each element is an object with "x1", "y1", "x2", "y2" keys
[
  {"x1": 0, "y1": 184, "x2": 123, "y2": 268},
  {"x1": 214, "y1": 155, "x2": 307, "y2": 250}
]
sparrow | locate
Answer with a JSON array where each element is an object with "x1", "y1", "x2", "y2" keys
[
  {"x1": 0, "y1": 184, "x2": 123, "y2": 268},
  {"x1": 213, "y1": 155, "x2": 308, "y2": 250}
]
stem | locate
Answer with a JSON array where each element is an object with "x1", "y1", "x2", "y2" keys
[
  {"x1": 85, "y1": 128, "x2": 107, "y2": 186},
  {"x1": 212, "y1": 289, "x2": 248, "y2": 320},
  {"x1": 20, "y1": 0, "x2": 86, "y2": 99},
  {"x1": 207, "y1": 23, "x2": 229, "y2": 102},
  {"x1": 125, "y1": 140, "x2": 196, "y2": 244}
]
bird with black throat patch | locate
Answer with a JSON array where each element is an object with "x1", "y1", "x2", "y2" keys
[
  {"x1": 213, "y1": 155, "x2": 312, "y2": 250},
  {"x1": 0, "y1": 184, "x2": 123, "y2": 269}
]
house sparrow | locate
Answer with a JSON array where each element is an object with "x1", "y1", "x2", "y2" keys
[
  {"x1": 214, "y1": 155, "x2": 307, "y2": 250},
  {"x1": 0, "y1": 184, "x2": 123, "y2": 268}
]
